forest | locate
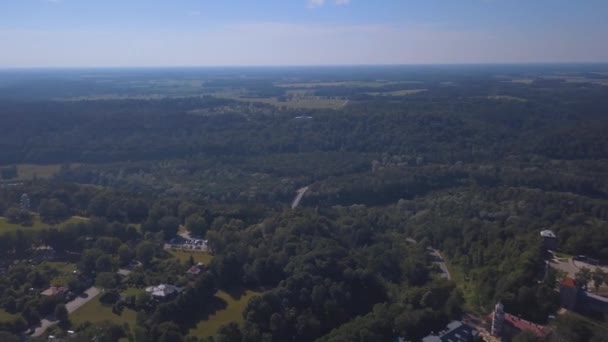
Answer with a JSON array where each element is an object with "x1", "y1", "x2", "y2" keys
[{"x1": 1, "y1": 65, "x2": 608, "y2": 341}]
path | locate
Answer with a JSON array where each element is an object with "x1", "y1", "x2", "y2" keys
[
  {"x1": 291, "y1": 186, "x2": 309, "y2": 209},
  {"x1": 429, "y1": 248, "x2": 452, "y2": 280},
  {"x1": 32, "y1": 287, "x2": 100, "y2": 337}
]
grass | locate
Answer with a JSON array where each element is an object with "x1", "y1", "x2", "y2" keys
[
  {"x1": 486, "y1": 95, "x2": 527, "y2": 102},
  {"x1": 0, "y1": 215, "x2": 88, "y2": 235},
  {"x1": 190, "y1": 289, "x2": 262, "y2": 339},
  {"x1": 168, "y1": 250, "x2": 214, "y2": 265},
  {"x1": 230, "y1": 96, "x2": 347, "y2": 110},
  {"x1": 70, "y1": 293, "x2": 137, "y2": 327},
  {"x1": 122, "y1": 287, "x2": 144, "y2": 297},
  {"x1": 366, "y1": 89, "x2": 428, "y2": 96},
  {"x1": 15, "y1": 164, "x2": 64, "y2": 180},
  {"x1": 276, "y1": 81, "x2": 417, "y2": 88},
  {"x1": 0, "y1": 309, "x2": 18, "y2": 323},
  {"x1": 38, "y1": 261, "x2": 77, "y2": 287}
]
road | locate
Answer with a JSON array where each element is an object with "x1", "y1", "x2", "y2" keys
[
  {"x1": 291, "y1": 186, "x2": 309, "y2": 209},
  {"x1": 32, "y1": 287, "x2": 100, "y2": 337},
  {"x1": 429, "y1": 248, "x2": 451, "y2": 280}
]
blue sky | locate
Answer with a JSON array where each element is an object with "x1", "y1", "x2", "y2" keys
[{"x1": 0, "y1": 0, "x2": 607, "y2": 67}]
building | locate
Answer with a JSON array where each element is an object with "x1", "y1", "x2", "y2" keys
[
  {"x1": 41, "y1": 286, "x2": 68, "y2": 297},
  {"x1": 421, "y1": 321, "x2": 479, "y2": 342},
  {"x1": 20, "y1": 193, "x2": 30, "y2": 211},
  {"x1": 540, "y1": 230, "x2": 557, "y2": 251},
  {"x1": 560, "y1": 277, "x2": 608, "y2": 314},
  {"x1": 186, "y1": 262, "x2": 206, "y2": 276},
  {"x1": 145, "y1": 284, "x2": 181, "y2": 300},
  {"x1": 489, "y1": 303, "x2": 552, "y2": 340}
]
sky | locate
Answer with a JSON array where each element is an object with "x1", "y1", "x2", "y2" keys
[{"x1": 0, "y1": 0, "x2": 607, "y2": 67}]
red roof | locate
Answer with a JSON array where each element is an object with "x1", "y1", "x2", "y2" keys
[
  {"x1": 504, "y1": 313, "x2": 552, "y2": 337},
  {"x1": 561, "y1": 277, "x2": 577, "y2": 288}
]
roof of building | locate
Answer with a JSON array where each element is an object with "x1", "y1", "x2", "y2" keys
[
  {"x1": 41, "y1": 286, "x2": 68, "y2": 296},
  {"x1": 145, "y1": 284, "x2": 180, "y2": 297},
  {"x1": 489, "y1": 312, "x2": 552, "y2": 338},
  {"x1": 422, "y1": 321, "x2": 478, "y2": 342},
  {"x1": 561, "y1": 277, "x2": 577, "y2": 288},
  {"x1": 540, "y1": 230, "x2": 556, "y2": 238},
  {"x1": 186, "y1": 265, "x2": 202, "y2": 275}
]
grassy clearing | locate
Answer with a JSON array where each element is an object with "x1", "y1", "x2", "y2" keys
[
  {"x1": 70, "y1": 294, "x2": 137, "y2": 327},
  {"x1": 0, "y1": 215, "x2": 89, "y2": 235},
  {"x1": 122, "y1": 287, "x2": 144, "y2": 297},
  {"x1": 38, "y1": 261, "x2": 77, "y2": 287},
  {"x1": 0, "y1": 309, "x2": 18, "y2": 322},
  {"x1": 168, "y1": 250, "x2": 214, "y2": 265},
  {"x1": 277, "y1": 81, "x2": 417, "y2": 88},
  {"x1": 190, "y1": 290, "x2": 262, "y2": 339},
  {"x1": 229, "y1": 96, "x2": 347, "y2": 110},
  {"x1": 486, "y1": 95, "x2": 527, "y2": 102},
  {"x1": 366, "y1": 89, "x2": 428, "y2": 96},
  {"x1": 15, "y1": 164, "x2": 64, "y2": 180}
]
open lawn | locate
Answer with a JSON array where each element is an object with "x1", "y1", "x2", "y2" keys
[
  {"x1": 0, "y1": 309, "x2": 18, "y2": 323},
  {"x1": 366, "y1": 89, "x2": 428, "y2": 96},
  {"x1": 38, "y1": 261, "x2": 77, "y2": 287},
  {"x1": 168, "y1": 250, "x2": 213, "y2": 265},
  {"x1": 190, "y1": 289, "x2": 262, "y2": 339},
  {"x1": 0, "y1": 215, "x2": 88, "y2": 235},
  {"x1": 231, "y1": 96, "x2": 347, "y2": 110},
  {"x1": 15, "y1": 164, "x2": 63, "y2": 180},
  {"x1": 277, "y1": 81, "x2": 417, "y2": 88},
  {"x1": 70, "y1": 294, "x2": 137, "y2": 327}
]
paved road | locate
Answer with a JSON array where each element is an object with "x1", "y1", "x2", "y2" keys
[
  {"x1": 32, "y1": 287, "x2": 100, "y2": 337},
  {"x1": 291, "y1": 186, "x2": 309, "y2": 209}
]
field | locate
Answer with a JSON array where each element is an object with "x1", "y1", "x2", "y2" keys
[
  {"x1": 277, "y1": 81, "x2": 416, "y2": 88},
  {"x1": 41, "y1": 262, "x2": 77, "y2": 287},
  {"x1": 366, "y1": 89, "x2": 427, "y2": 96},
  {"x1": 0, "y1": 309, "x2": 17, "y2": 323},
  {"x1": 70, "y1": 293, "x2": 137, "y2": 327},
  {"x1": 0, "y1": 215, "x2": 88, "y2": 235},
  {"x1": 168, "y1": 250, "x2": 214, "y2": 265},
  {"x1": 14, "y1": 164, "x2": 63, "y2": 180},
  {"x1": 190, "y1": 290, "x2": 262, "y2": 339},
  {"x1": 228, "y1": 96, "x2": 348, "y2": 110}
]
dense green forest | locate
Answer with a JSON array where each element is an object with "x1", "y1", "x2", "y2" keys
[{"x1": 1, "y1": 66, "x2": 608, "y2": 341}]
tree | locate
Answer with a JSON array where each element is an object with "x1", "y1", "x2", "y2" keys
[
  {"x1": 216, "y1": 322, "x2": 243, "y2": 342},
  {"x1": 96, "y1": 272, "x2": 117, "y2": 290},
  {"x1": 186, "y1": 214, "x2": 208, "y2": 238},
  {"x1": 39, "y1": 198, "x2": 70, "y2": 224},
  {"x1": 54, "y1": 303, "x2": 69, "y2": 326},
  {"x1": 96, "y1": 254, "x2": 115, "y2": 272},
  {"x1": 575, "y1": 267, "x2": 592, "y2": 288},
  {"x1": 0, "y1": 332, "x2": 19, "y2": 342},
  {"x1": 136, "y1": 241, "x2": 156, "y2": 265},
  {"x1": 118, "y1": 244, "x2": 134, "y2": 266},
  {"x1": 158, "y1": 216, "x2": 180, "y2": 239},
  {"x1": 592, "y1": 268, "x2": 606, "y2": 291}
]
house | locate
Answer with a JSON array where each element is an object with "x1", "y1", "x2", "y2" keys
[
  {"x1": 186, "y1": 262, "x2": 206, "y2": 276},
  {"x1": 489, "y1": 302, "x2": 552, "y2": 340},
  {"x1": 421, "y1": 321, "x2": 479, "y2": 342},
  {"x1": 560, "y1": 277, "x2": 608, "y2": 314},
  {"x1": 540, "y1": 230, "x2": 557, "y2": 251},
  {"x1": 145, "y1": 284, "x2": 181, "y2": 300},
  {"x1": 41, "y1": 286, "x2": 68, "y2": 297}
]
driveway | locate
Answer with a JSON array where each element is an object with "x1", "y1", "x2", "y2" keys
[{"x1": 32, "y1": 287, "x2": 100, "y2": 337}]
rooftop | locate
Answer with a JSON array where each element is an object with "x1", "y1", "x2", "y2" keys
[
  {"x1": 540, "y1": 230, "x2": 556, "y2": 238},
  {"x1": 422, "y1": 321, "x2": 478, "y2": 342}
]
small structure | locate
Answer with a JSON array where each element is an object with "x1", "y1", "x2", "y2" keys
[
  {"x1": 560, "y1": 277, "x2": 608, "y2": 314},
  {"x1": 540, "y1": 230, "x2": 557, "y2": 251},
  {"x1": 41, "y1": 286, "x2": 68, "y2": 297},
  {"x1": 186, "y1": 262, "x2": 206, "y2": 276},
  {"x1": 489, "y1": 303, "x2": 552, "y2": 340},
  {"x1": 145, "y1": 284, "x2": 181, "y2": 300},
  {"x1": 421, "y1": 321, "x2": 479, "y2": 342},
  {"x1": 20, "y1": 193, "x2": 30, "y2": 211}
]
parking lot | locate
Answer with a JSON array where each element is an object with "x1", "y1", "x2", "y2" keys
[{"x1": 166, "y1": 237, "x2": 209, "y2": 252}]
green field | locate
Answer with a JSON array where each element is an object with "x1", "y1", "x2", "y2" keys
[
  {"x1": 366, "y1": 89, "x2": 428, "y2": 96},
  {"x1": 0, "y1": 309, "x2": 18, "y2": 323},
  {"x1": 0, "y1": 215, "x2": 88, "y2": 235},
  {"x1": 15, "y1": 164, "x2": 63, "y2": 180},
  {"x1": 39, "y1": 261, "x2": 77, "y2": 287},
  {"x1": 190, "y1": 290, "x2": 262, "y2": 339},
  {"x1": 230, "y1": 96, "x2": 347, "y2": 110},
  {"x1": 71, "y1": 294, "x2": 137, "y2": 327},
  {"x1": 168, "y1": 250, "x2": 214, "y2": 265}
]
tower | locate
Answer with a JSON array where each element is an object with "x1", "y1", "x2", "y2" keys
[
  {"x1": 20, "y1": 193, "x2": 30, "y2": 211},
  {"x1": 491, "y1": 302, "x2": 505, "y2": 336}
]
